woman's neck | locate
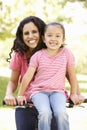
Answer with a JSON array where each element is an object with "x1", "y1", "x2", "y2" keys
[{"x1": 26, "y1": 48, "x2": 33, "y2": 59}]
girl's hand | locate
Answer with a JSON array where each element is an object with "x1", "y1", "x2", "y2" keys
[
  {"x1": 17, "y1": 96, "x2": 27, "y2": 106},
  {"x1": 4, "y1": 95, "x2": 17, "y2": 106},
  {"x1": 70, "y1": 94, "x2": 79, "y2": 105}
]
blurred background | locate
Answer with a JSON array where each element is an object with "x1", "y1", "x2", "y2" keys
[
  {"x1": 0, "y1": 1, "x2": 87, "y2": 130},
  {"x1": 0, "y1": 0, "x2": 87, "y2": 74}
]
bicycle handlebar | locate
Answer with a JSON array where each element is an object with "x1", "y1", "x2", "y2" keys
[{"x1": 2, "y1": 98, "x2": 87, "y2": 108}]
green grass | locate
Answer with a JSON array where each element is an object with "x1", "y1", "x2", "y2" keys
[
  {"x1": 0, "y1": 76, "x2": 9, "y2": 106},
  {"x1": 0, "y1": 76, "x2": 18, "y2": 107}
]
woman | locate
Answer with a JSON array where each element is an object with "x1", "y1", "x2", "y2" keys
[{"x1": 4, "y1": 16, "x2": 46, "y2": 130}]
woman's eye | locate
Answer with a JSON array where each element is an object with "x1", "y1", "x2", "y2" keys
[
  {"x1": 32, "y1": 30, "x2": 38, "y2": 34},
  {"x1": 24, "y1": 32, "x2": 29, "y2": 35}
]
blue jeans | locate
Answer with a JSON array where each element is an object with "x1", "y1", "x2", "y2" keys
[
  {"x1": 15, "y1": 107, "x2": 38, "y2": 130},
  {"x1": 15, "y1": 105, "x2": 57, "y2": 130},
  {"x1": 31, "y1": 92, "x2": 69, "y2": 130}
]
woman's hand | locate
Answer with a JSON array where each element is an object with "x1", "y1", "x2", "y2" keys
[
  {"x1": 17, "y1": 96, "x2": 27, "y2": 106},
  {"x1": 4, "y1": 94, "x2": 17, "y2": 106},
  {"x1": 70, "y1": 94, "x2": 85, "y2": 105},
  {"x1": 70, "y1": 94, "x2": 79, "y2": 105},
  {"x1": 78, "y1": 94, "x2": 85, "y2": 104}
]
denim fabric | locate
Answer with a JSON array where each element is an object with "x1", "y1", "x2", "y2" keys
[
  {"x1": 31, "y1": 92, "x2": 69, "y2": 130},
  {"x1": 15, "y1": 106, "x2": 57, "y2": 130},
  {"x1": 15, "y1": 92, "x2": 69, "y2": 130},
  {"x1": 15, "y1": 107, "x2": 38, "y2": 130}
]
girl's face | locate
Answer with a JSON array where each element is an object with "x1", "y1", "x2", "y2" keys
[
  {"x1": 43, "y1": 25, "x2": 65, "y2": 52},
  {"x1": 23, "y1": 22, "x2": 40, "y2": 49}
]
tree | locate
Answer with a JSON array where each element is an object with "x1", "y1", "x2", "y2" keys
[
  {"x1": 0, "y1": 0, "x2": 87, "y2": 40},
  {"x1": 67, "y1": 0, "x2": 87, "y2": 8},
  {"x1": 0, "y1": 0, "x2": 37, "y2": 40}
]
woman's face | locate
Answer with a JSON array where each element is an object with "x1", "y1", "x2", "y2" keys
[{"x1": 23, "y1": 22, "x2": 40, "y2": 49}]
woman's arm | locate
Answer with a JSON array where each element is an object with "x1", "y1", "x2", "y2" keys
[
  {"x1": 66, "y1": 71, "x2": 79, "y2": 94},
  {"x1": 66, "y1": 70, "x2": 84, "y2": 103},
  {"x1": 4, "y1": 70, "x2": 20, "y2": 105},
  {"x1": 67, "y1": 66, "x2": 79, "y2": 104}
]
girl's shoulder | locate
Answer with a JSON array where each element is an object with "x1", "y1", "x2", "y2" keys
[
  {"x1": 30, "y1": 49, "x2": 45, "y2": 62},
  {"x1": 63, "y1": 47, "x2": 75, "y2": 61},
  {"x1": 63, "y1": 47, "x2": 73, "y2": 55},
  {"x1": 32, "y1": 49, "x2": 44, "y2": 57}
]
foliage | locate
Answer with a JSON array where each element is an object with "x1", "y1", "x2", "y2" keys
[
  {"x1": 68, "y1": 0, "x2": 87, "y2": 8},
  {"x1": 0, "y1": 0, "x2": 87, "y2": 40},
  {"x1": 0, "y1": 38, "x2": 13, "y2": 67},
  {"x1": 70, "y1": 34, "x2": 87, "y2": 74},
  {"x1": 0, "y1": 0, "x2": 37, "y2": 41},
  {"x1": 0, "y1": 0, "x2": 87, "y2": 74},
  {"x1": 0, "y1": 0, "x2": 75, "y2": 41}
]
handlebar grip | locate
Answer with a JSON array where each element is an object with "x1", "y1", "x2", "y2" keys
[
  {"x1": 2, "y1": 100, "x2": 6, "y2": 105},
  {"x1": 68, "y1": 98, "x2": 74, "y2": 108},
  {"x1": 2, "y1": 99, "x2": 18, "y2": 106},
  {"x1": 68, "y1": 98, "x2": 87, "y2": 108},
  {"x1": 84, "y1": 98, "x2": 87, "y2": 103},
  {"x1": 2, "y1": 100, "x2": 33, "y2": 106}
]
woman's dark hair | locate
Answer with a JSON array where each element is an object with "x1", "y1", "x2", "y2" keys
[{"x1": 7, "y1": 16, "x2": 46, "y2": 62}]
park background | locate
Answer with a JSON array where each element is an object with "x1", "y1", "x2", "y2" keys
[{"x1": 0, "y1": 0, "x2": 87, "y2": 130}]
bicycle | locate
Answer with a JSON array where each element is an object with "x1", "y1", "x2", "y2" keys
[{"x1": 2, "y1": 98, "x2": 87, "y2": 130}]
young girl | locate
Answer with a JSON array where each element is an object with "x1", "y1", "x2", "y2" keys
[{"x1": 17, "y1": 22, "x2": 84, "y2": 130}]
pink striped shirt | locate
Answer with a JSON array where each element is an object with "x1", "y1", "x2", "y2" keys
[{"x1": 25, "y1": 47, "x2": 75, "y2": 99}]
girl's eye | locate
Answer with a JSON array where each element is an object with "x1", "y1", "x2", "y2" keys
[
  {"x1": 48, "y1": 35, "x2": 52, "y2": 37},
  {"x1": 56, "y1": 35, "x2": 60, "y2": 37}
]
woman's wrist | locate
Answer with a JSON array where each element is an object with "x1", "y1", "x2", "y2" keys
[{"x1": 5, "y1": 92, "x2": 14, "y2": 97}]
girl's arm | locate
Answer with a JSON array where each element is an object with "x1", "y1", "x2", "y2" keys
[
  {"x1": 17, "y1": 66, "x2": 36, "y2": 105},
  {"x1": 18, "y1": 66, "x2": 36, "y2": 96}
]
